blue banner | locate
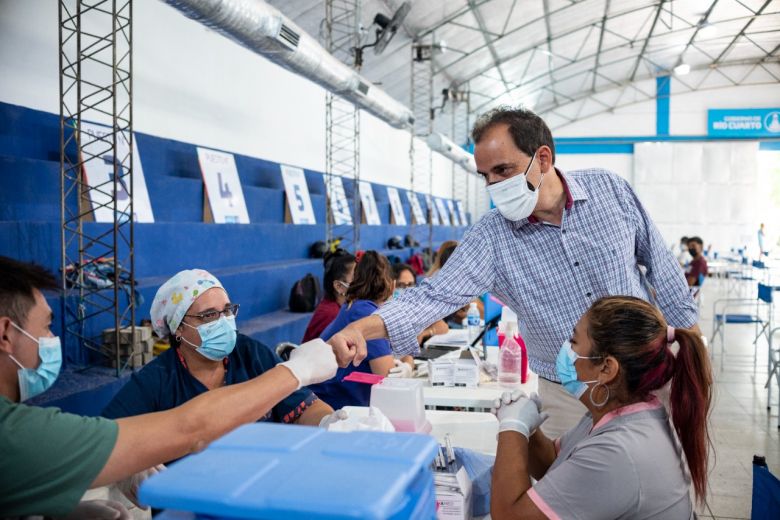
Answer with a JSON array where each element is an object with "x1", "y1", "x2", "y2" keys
[{"x1": 708, "y1": 108, "x2": 780, "y2": 137}]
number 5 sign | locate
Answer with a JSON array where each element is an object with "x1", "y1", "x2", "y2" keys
[{"x1": 281, "y1": 165, "x2": 316, "y2": 224}]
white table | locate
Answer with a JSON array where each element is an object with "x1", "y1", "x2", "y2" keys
[
  {"x1": 427, "y1": 410, "x2": 498, "y2": 455},
  {"x1": 422, "y1": 373, "x2": 538, "y2": 410}
]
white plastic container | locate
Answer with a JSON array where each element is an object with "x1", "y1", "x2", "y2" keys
[
  {"x1": 370, "y1": 378, "x2": 432, "y2": 434},
  {"x1": 498, "y1": 322, "x2": 523, "y2": 388}
]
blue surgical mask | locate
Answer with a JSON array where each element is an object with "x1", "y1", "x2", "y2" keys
[
  {"x1": 555, "y1": 340, "x2": 598, "y2": 399},
  {"x1": 392, "y1": 288, "x2": 404, "y2": 300},
  {"x1": 182, "y1": 316, "x2": 237, "y2": 361},
  {"x1": 9, "y1": 322, "x2": 62, "y2": 401}
]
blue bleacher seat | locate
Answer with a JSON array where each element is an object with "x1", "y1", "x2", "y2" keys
[{"x1": 0, "y1": 100, "x2": 471, "y2": 412}]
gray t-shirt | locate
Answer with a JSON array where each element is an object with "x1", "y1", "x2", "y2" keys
[{"x1": 528, "y1": 398, "x2": 693, "y2": 519}]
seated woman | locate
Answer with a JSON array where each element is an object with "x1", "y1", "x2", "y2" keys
[
  {"x1": 491, "y1": 296, "x2": 711, "y2": 520},
  {"x1": 309, "y1": 251, "x2": 414, "y2": 408},
  {"x1": 103, "y1": 269, "x2": 338, "y2": 444},
  {"x1": 427, "y1": 241, "x2": 483, "y2": 327},
  {"x1": 302, "y1": 249, "x2": 355, "y2": 342},
  {"x1": 392, "y1": 263, "x2": 448, "y2": 345}
]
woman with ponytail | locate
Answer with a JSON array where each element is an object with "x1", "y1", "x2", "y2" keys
[
  {"x1": 491, "y1": 295, "x2": 712, "y2": 520},
  {"x1": 308, "y1": 251, "x2": 414, "y2": 409}
]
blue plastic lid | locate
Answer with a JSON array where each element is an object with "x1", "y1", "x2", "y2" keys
[{"x1": 139, "y1": 422, "x2": 438, "y2": 519}]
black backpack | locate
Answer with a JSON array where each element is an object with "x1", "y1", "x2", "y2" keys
[{"x1": 289, "y1": 273, "x2": 322, "y2": 312}]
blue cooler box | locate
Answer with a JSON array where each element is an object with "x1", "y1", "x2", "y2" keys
[{"x1": 139, "y1": 422, "x2": 439, "y2": 519}]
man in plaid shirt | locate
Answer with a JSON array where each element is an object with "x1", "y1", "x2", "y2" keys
[{"x1": 328, "y1": 107, "x2": 699, "y2": 436}]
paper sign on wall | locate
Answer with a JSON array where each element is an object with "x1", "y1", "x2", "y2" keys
[
  {"x1": 435, "y1": 198, "x2": 451, "y2": 226},
  {"x1": 196, "y1": 147, "x2": 250, "y2": 224},
  {"x1": 326, "y1": 175, "x2": 352, "y2": 225},
  {"x1": 387, "y1": 187, "x2": 406, "y2": 225},
  {"x1": 447, "y1": 199, "x2": 460, "y2": 226},
  {"x1": 358, "y1": 181, "x2": 381, "y2": 225},
  {"x1": 456, "y1": 201, "x2": 468, "y2": 226},
  {"x1": 426, "y1": 195, "x2": 441, "y2": 225},
  {"x1": 79, "y1": 121, "x2": 154, "y2": 223},
  {"x1": 406, "y1": 191, "x2": 427, "y2": 225},
  {"x1": 280, "y1": 164, "x2": 316, "y2": 224}
]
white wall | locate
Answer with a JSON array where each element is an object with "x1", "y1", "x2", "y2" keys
[
  {"x1": 0, "y1": 0, "x2": 459, "y2": 196},
  {"x1": 554, "y1": 154, "x2": 633, "y2": 182}
]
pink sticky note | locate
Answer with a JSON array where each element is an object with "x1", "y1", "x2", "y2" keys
[{"x1": 342, "y1": 372, "x2": 384, "y2": 385}]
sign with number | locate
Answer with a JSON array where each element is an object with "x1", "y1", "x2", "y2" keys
[
  {"x1": 387, "y1": 187, "x2": 406, "y2": 225},
  {"x1": 447, "y1": 199, "x2": 460, "y2": 226},
  {"x1": 196, "y1": 147, "x2": 250, "y2": 224},
  {"x1": 406, "y1": 191, "x2": 426, "y2": 225},
  {"x1": 358, "y1": 181, "x2": 381, "y2": 225},
  {"x1": 79, "y1": 121, "x2": 154, "y2": 223},
  {"x1": 426, "y1": 195, "x2": 441, "y2": 225},
  {"x1": 456, "y1": 201, "x2": 469, "y2": 226},
  {"x1": 280, "y1": 164, "x2": 316, "y2": 224},
  {"x1": 435, "y1": 198, "x2": 451, "y2": 226},
  {"x1": 325, "y1": 175, "x2": 352, "y2": 225}
]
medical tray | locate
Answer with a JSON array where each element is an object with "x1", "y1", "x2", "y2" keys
[{"x1": 139, "y1": 422, "x2": 439, "y2": 519}]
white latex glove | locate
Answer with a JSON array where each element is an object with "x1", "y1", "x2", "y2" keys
[
  {"x1": 63, "y1": 499, "x2": 131, "y2": 520},
  {"x1": 387, "y1": 359, "x2": 413, "y2": 378},
  {"x1": 318, "y1": 408, "x2": 349, "y2": 429},
  {"x1": 115, "y1": 464, "x2": 165, "y2": 509},
  {"x1": 492, "y1": 390, "x2": 549, "y2": 439},
  {"x1": 279, "y1": 339, "x2": 338, "y2": 388}
]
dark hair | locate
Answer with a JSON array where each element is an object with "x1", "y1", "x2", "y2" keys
[
  {"x1": 347, "y1": 251, "x2": 393, "y2": 303},
  {"x1": 687, "y1": 236, "x2": 703, "y2": 247},
  {"x1": 0, "y1": 256, "x2": 58, "y2": 326},
  {"x1": 391, "y1": 263, "x2": 416, "y2": 281},
  {"x1": 471, "y1": 106, "x2": 556, "y2": 164},
  {"x1": 439, "y1": 244, "x2": 456, "y2": 268},
  {"x1": 680, "y1": 236, "x2": 689, "y2": 243},
  {"x1": 323, "y1": 249, "x2": 355, "y2": 301},
  {"x1": 585, "y1": 296, "x2": 712, "y2": 503}
]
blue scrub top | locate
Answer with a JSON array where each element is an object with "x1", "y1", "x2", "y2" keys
[
  {"x1": 102, "y1": 333, "x2": 317, "y2": 425},
  {"x1": 308, "y1": 300, "x2": 392, "y2": 409}
]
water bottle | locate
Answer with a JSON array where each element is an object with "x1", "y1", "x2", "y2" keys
[
  {"x1": 498, "y1": 322, "x2": 522, "y2": 388},
  {"x1": 467, "y1": 302, "x2": 480, "y2": 346}
]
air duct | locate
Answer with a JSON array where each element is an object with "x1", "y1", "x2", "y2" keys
[
  {"x1": 427, "y1": 132, "x2": 477, "y2": 173},
  {"x1": 163, "y1": 0, "x2": 414, "y2": 128}
]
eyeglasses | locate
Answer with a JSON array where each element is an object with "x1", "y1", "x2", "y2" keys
[
  {"x1": 185, "y1": 304, "x2": 240, "y2": 323},
  {"x1": 396, "y1": 282, "x2": 416, "y2": 289}
]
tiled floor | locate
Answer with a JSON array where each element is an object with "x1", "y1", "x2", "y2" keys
[{"x1": 695, "y1": 279, "x2": 780, "y2": 519}]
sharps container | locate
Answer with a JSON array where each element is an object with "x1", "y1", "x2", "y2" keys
[{"x1": 370, "y1": 378, "x2": 432, "y2": 434}]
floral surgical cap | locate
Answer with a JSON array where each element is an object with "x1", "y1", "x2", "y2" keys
[{"x1": 150, "y1": 269, "x2": 224, "y2": 338}]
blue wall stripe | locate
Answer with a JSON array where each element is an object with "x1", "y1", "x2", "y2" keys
[
  {"x1": 656, "y1": 75, "x2": 671, "y2": 136},
  {"x1": 554, "y1": 135, "x2": 780, "y2": 154}
]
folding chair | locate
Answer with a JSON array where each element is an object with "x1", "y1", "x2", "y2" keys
[
  {"x1": 710, "y1": 283, "x2": 772, "y2": 362},
  {"x1": 752, "y1": 455, "x2": 780, "y2": 519},
  {"x1": 765, "y1": 326, "x2": 780, "y2": 430}
]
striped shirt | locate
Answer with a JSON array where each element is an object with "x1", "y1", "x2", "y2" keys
[{"x1": 377, "y1": 168, "x2": 698, "y2": 381}]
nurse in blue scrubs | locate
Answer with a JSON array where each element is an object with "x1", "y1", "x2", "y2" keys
[
  {"x1": 308, "y1": 251, "x2": 414, "y2": 409},
  {"x1": 103, "y1": 269, "x2": 339, "y2": 452}
]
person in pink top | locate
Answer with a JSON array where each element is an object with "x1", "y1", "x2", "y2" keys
[{"x1": 491, "y1": 296, "x2": 712, "y2": 520}]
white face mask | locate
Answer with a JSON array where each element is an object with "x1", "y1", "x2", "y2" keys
[{"x1": 487, "y1": 150, "x2": 542, "y2": 221}]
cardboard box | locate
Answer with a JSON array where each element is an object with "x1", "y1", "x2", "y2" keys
[{"x1": 435, "y1": 466, "x2": 473, "y2": 520}]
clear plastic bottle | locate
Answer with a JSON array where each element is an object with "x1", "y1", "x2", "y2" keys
[
  {"x1": 498, "y1": 322, "x2": 522, "y2": 388},
  {"x1": 467, "y1": 302, "x2": 480, "y2": 346}
]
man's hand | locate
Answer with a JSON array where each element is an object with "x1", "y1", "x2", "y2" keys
[{"x1": 327, "y1": 327, "x2": 368, "y2": 367}]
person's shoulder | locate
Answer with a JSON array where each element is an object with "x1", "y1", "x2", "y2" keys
[
  {"x1": 565, "y1": 167, "x2": 628, "y2": 187},
  {"x1": 350, "y1": 299, "x2": 379, "y2": 317},
  {"x1": 233, "y1": 333, "x2": 276, "y2": 364}
]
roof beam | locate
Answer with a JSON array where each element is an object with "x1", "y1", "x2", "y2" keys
[
  {"x1": 541, "y1": 0, "x2": 559, "y2": 105},
  {"x1": 591, "y1": 0, "x2": 611, "y2": 92},
  {"x1": 415, "y1": 0, "x2": 493, "y2": 39},
  {"x1": 673, "y1": 0, "x2": 718, "y2": 68},
  {"x1": 467, "y1": 0, "x2": 513, "y2": 96},
  {"x1": 629, "y1": 0, "x2": 666, "y2": 82},
  {"x1": 712, "y1": 0, "x2": 772, "y2": 65},
  {"x1": 447, "y1": 3, "x2": 657, "y2": 85}
]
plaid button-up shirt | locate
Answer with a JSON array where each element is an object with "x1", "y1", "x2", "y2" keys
[{"x1": 377, "y1": 168, "x2": 698, "y2": 381}]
